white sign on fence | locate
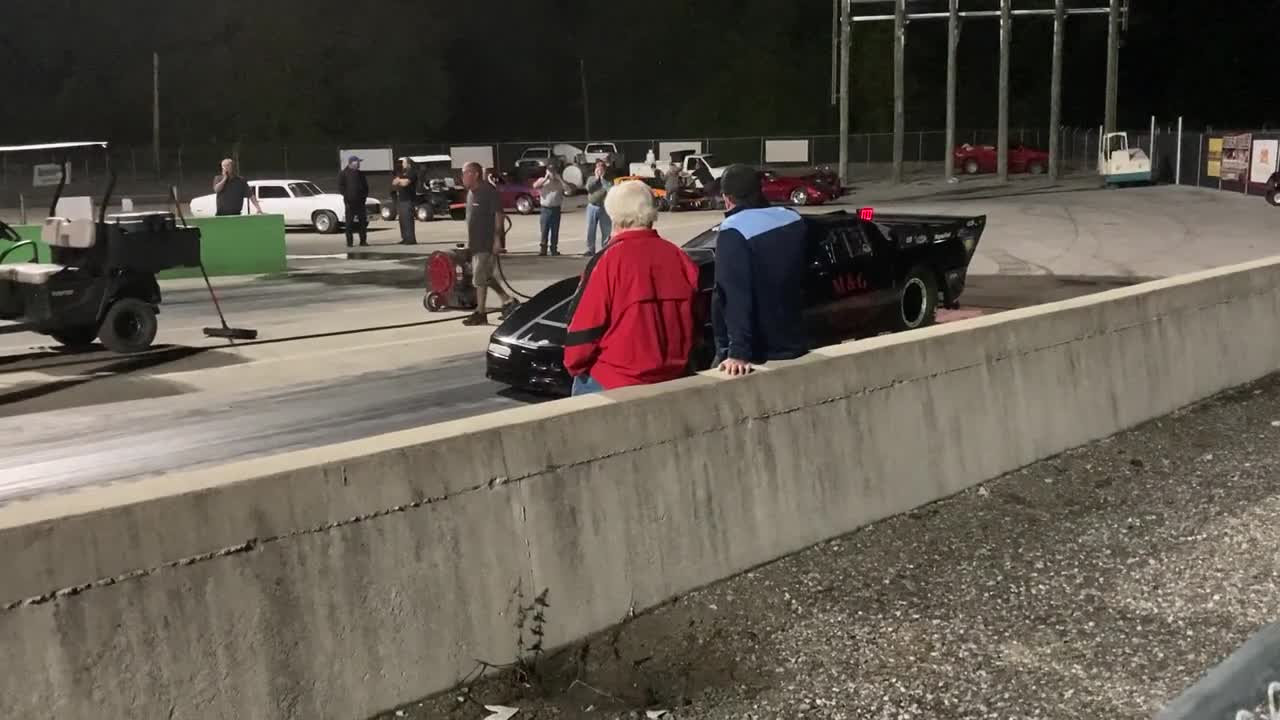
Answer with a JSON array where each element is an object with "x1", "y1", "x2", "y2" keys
[
  {"x1": 765, "y1": 139, "x2": 810, "y2": 163},
  {"x1": 338, "y1": 148, "x2": 394, "y2": 173},
  {"x1": 657, "y1": 141, "x2": 703, "y2": 163},
  {"x1": 1250, "y1": 139, "x2": 1278, "y2": 184},
  {"x1": 32, "y1": 163, "x2": 71, "y2": 187},
  {"x1": 449, "y1": 146, "x2": 494, "y2": 170}
]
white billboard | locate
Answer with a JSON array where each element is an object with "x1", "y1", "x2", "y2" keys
[
  {"x1": 338, "y1": 147, "x2": 394, "y2": 173},
  {"x1": 1250, "y1": 139, "x2": 1278, "y2": 184},
  {"x1": 658, "y1": 141, "x2": 703, "y2": 163},
  {"x1": 765, "y1": 139, "x2": 810, "y2": 163},
  {"x1": 449, "y1": 145, "x2": 494, "y2": 170},
  {"x1": 32, "y1": 162, "x2": 71, "y2": 187}
]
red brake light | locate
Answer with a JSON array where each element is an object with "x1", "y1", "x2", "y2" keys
[{"x1": 859, "y1": 207, "x2": 875, "y2": 221}]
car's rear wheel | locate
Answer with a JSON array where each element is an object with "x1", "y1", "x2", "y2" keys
[
  {"x1": 790, "y1": 188, "x2": 809, "y2": 206},
  {"x1": 1267, "y1": 189, "x2": 1280, "y2": 207},
  {"x1": 380, "y1": 205, "x2": 396, "y2": 221},
  {"x1": 964, "y1": 159, "x2": 980, "y2": 175},
  {"x1": 415, "y1": 203, "x2": 433, "y2": 222},
  {"x1": 515, "y1": 194, "x2": 534, "y2": 215},
  {"x1": 890, "y1": 267, "x2": 938, "y2": 332},
  {"x1": 99, "y1": 298, "x2": 158, "y2": 354},
  {"x1": 312, "y1": 210, "x2": 338, "y2": 233}
]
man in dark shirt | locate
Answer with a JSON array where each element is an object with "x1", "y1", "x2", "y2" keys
[
  {"x1": 213, "y1": 158, "x2": 262, "y2": 216},
  {"x1": 460, "y1": 162, "x2": 517, "y2": 326},
  {"x1": 391, "y1": 157, "x2": 418, "y2": 245},
  {"x1": 338, "y1": 155, "x2": 369, "y2": 247},
  {"x1": 712, "y1": 164, "x2": 808, "y2": 377}
]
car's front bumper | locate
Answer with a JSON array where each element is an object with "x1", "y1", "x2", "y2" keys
[{"x1": 486, "y1": 339, "x2": 572, "y2": 396}]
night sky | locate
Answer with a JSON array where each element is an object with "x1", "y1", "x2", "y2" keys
[{"x1": 0, "y1": 0, "x2": 1275, "y2": 146}]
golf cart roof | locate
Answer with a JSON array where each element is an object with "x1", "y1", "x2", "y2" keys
[{"x1": 0, "y1": 141, "x2": 109, "y2": 153}]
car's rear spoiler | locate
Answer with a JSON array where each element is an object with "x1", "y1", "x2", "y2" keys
[{"x1": 870, "y1": 213, "x2": 987, "y2": 259}]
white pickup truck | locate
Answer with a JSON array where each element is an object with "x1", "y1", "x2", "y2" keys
[{"x1": 628, "y1": 151, "x2": 727, "y2": 189}]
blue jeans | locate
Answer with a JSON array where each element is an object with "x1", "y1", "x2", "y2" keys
[
  {"x1": 571, "y1": 374, "x2": 605, "y2": 396},
  {"x1": 585, "y1": 204, "x2": 611, "y2": 253},
  {"x1": 539, "y1": 207, "x2": 562, "y2": 252}
]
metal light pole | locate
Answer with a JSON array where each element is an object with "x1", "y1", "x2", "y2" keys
[
  {"x1": 579, "y1": 58, "x2": 591, "y2": 141},
  {"x1": 153, "y1": 52, "x2": 161, "y2": 178},
  {"x1": 891, "y1": 0, "x2": 906, "y2": 184},
  {"x1": 1104, "y1": 0, "x2": 1120, "y2": 133},
  {"x1": 1048, "y1": 0, "x2": 1064, "y2": 180},
  {"x1": 997, "y1": 0, "x2": 1011, "y2": 183},
  {"x1": 944, "y1": 0, "x2": 959, "y2": 181},
  {"x1": 838, "y1": 0, "x2": 852, "y2": 187}
]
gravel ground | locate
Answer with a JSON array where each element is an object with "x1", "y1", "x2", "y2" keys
[{"x1": 381, "y1": 373, "x2": 1280, "y2": 720}]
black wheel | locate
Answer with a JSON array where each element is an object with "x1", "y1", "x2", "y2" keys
[
  {"x1": 1267, "y1": 189, "x2": 1280, "y2": 207},
  {"x1": 890, "y1": 267, "x2": 938, "y2": 332},
  {"x1": 312, "y1": 210, "x2": 339, "y2": 233},
  {"x1": 964, "y1": 159, "x2": 980, "y2": 175},
  {"x1": 415, "y1": 203, "x2": 433, "y2": 222},
  {"x1": 49, "y1": 325, "x2": 98, "y2": 349},
  {"x1": 790, "y1": 188, "x2": 809, "y2": 206},
  {"x1": 424, "y1": 292, "x2": 446, "y2": 312},
  {"x1": 515, "y1": 194, "x2": 535, "y2": 215},
  {"x1": 380, "y1": 205, "x2": 395, "y2": 221},
  {"x1": 99, "y1": 298, "x2": 158, "y2": 353}
]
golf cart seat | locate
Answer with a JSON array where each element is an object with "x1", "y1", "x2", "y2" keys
[{"x1": 0, "y1": 217, "x2": 99, "y2": 286}]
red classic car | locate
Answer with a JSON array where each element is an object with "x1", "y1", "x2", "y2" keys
[
  {"x1": 953, "y1": 143, "x2": 1048, "y2": 175},
  {"x1": 760, "y1": 170, "x2": 841, "y2": 206},
  {"x1": 449, "y1": 173, "x2": 542, "y2": 219}
]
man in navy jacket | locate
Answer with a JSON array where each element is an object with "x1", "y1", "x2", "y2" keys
[{"x1": 713, "y1": 164, "x2": 809, "y2": 376}]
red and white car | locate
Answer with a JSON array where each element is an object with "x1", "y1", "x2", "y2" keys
[{"x1": 760, "y1": 170, "x2": 842, "y2": 206}]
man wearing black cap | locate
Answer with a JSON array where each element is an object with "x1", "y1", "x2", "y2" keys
[
  {"x1": 712, "y1": 164, "x2": 808, "y2": 376},
  {"x1": 338, "y1": 155, "x2": 369, "y2": 247}
]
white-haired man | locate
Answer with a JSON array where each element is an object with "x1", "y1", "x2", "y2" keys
[{"x1": 563, "y1": 180, "x2": 700, "y2": 396}]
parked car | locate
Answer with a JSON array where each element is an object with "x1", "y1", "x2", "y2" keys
[
  {"x1": 486, "y1": 208, "x2": 987, "y2": 396},
  {"x1": 953, "y1": 143, "x2": 1048, "y2": 175},
  {"x1": 189, "y1": 180, "x2": 381, "y2": 233},
  {"x1": 1265, "y1": 170, "x2": 1279, "y2": 206},
  {"x1": 760, "y1": 171, "x2": 839, "y2": 206},
  {"x1": 447, "y1": 173, "x2": 541, "y2": 219},
  {"x1": 583, "y1": 141, "x2": 626, "y2": 170}
]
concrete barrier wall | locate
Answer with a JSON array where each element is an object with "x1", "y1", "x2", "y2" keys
[
  {"x1": 1, "y1": 214, "x2": 286, "y2": 277},
  {"x1": 4, "y1": 256, "x2": 1280, "y2": 719}
]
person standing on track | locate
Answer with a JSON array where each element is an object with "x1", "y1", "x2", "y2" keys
[
  {"x1": 461, "y1": 162, "x2": 519, "y2": 327},
  {"x1": 533, "y1": 162, "x2": 565, "y2": 256},
  {"x1": 391, "y1": 157, "x2": 418, "y2": 245},
  {"x1": 213, "y1": 158, "x2": 263, "y2": 216},
  {"x1": 712, "y1": 164, "x2": 808, "y2": 377},
  {"x1": 338, "y1": 155, "x2": 369, "y2": 247},
  {"x1": 663, "y1": 161, "x2": 682, "y2": 212},
  {"x1": 583, "y1": 159, "x2": 612, "y2": 256},
  {"x1": 563, "y1": 180, "x2": 700, "y2": 396}
]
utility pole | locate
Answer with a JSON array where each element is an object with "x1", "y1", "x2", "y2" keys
[
  {"x1": 944, "y1": 0, "x2": 959, "y2": 181},
  {"x1": 153, "y1": 51, "x2": 160, "y2": 178},
  {"x1": 831, "y1": 0, "x2": 839, "y2": 106},
  {"x1": 579, "y1": 58, "x2": 591, "y2": 141},
  {"x1": 1104, "y1": 0, "x2": 1119, "y2": 133},
  {"x1": 1048, "y1": 0, "x2": 1064, "y2": 180},
  {"x1": 891, "y1": 0, "x2": 905, "y2": 184},
  {"x1": 996, "y1": 0, "x2": 1011, "y2": 183},
  {"x1": 838, "y1": 0, "x2": 852, "y2": 188}
]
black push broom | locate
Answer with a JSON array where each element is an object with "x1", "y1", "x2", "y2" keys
[{"x1": 170, "y1": 186, "x2": 258, "y2": 341}]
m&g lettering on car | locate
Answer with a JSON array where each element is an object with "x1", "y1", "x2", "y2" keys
[{"x1": 833, "y1": 272, "x2": 869, "y2": 295}]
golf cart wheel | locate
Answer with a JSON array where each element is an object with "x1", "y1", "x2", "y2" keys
[
  {"x1": 99, "y1": 298, "x2": 158, "y2": 354},
  {"x1": 424, "y1": 292, "x2": 446, "y2": 312},
  {"x1": 1267, "y1": 189, "x2": 1280, "y2": 207},
  {"x1": 890, "y1": 266, "x2": 938, "y2": 332},
  {"x1": 380, "y1": 205, "x2": 395, "y2": 221},
  {"x1": 50, "y1": 325, "x2": 98, "y2": 349},
  {"x1": 790, "y1": 188, "x2": 809, "y2": 206},
  {"x1": 312, "y1": 210, "x2": 339, "y2": 233},
  {"x1": 415, "y1": 203, "x2": 434, "y2": 222},
  {"x1": 1028, "y1": 162, "x2": 1046, "y2": 175},
  {"x1": 964, "y1": 159, "x2": 980, "y2": 175},
  {"x1": 515, "y1": 194, "x2": 535, "y2": 215}
]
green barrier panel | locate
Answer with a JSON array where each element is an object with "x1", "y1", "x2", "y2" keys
[{"x1": 0, "y1": 214, "x2": 286, "y2": 279}]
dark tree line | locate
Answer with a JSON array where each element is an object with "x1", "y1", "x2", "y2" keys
[{"x1": 0, "y1": 0, "x2": 1274, "y2": 147}]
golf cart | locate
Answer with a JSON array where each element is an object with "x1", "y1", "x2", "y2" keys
[
  {"x1": 1098, "y1": 132, "x2": 1153, "y2": 187},
  {"x1": 0, "y1": 142, "x2": 202, "y2": 353}
]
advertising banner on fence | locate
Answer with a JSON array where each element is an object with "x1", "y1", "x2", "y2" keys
[
  {"x1": 1220, "y1": 134, "x2": 1252, "y2": 182},
  {"x1": 32, "y1": 162, "x2": 71, "y2": 187},
  {"x1": 1206, "y1": 137, "x2": 1222, "y2": 177},
  {"x1": 1250, "y1": 139, "x2": 1278, "y2": 184},
  {"x1": 338, "y1": 148, "x2": 393, "y2": 173}
]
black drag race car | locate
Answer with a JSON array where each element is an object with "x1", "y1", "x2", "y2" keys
[{"x1": 486, "y1": 208, "x2": 987, "y2": 396}]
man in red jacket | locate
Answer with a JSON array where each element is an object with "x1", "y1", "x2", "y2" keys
[{"x1": 563, "y1": 180, "x2": 700, "y2": 396}]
